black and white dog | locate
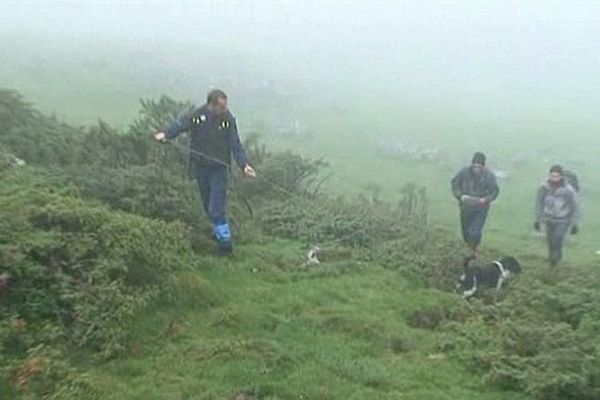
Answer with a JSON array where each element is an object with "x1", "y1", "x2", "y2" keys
[{"x1": 457, "y1": 256, "x2": 521, "y2": 299}]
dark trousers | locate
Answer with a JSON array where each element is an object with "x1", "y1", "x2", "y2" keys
[
  {"x1": 460, "y1": 206, "x2": 489, "y2": 248},
  {"x1": 545, "y1": 220, "x2": 570, "y2": 265},
  {"x1": 195, "y1": 165, "x2": 228, "y2": 226}
]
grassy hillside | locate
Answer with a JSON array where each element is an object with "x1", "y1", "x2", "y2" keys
[
  {"x1": 85, "y1": 240, "x2": 525, "y2": 400},
  {"x1": 1, "y1": 88, "x2": 599, "y2": 400}
]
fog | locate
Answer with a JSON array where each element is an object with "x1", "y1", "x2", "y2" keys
[
  {"x1": 2, "y1": 1, "x2": 599, "y2": 114},
  {"x1": 1, "y1": 0, "x2": 599, "y2": 227}
]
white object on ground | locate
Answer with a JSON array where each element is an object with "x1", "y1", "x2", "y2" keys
[
  {"x1": 7, "y1": 154, "x2": 26, "y2": 167},
  {"x1": 306, "y1": 246, "x2": 320, "y2": 265}
]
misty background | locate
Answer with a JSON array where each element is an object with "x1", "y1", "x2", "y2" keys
[
  {"x1": 1, "y1": 0, "x2": 599, "y2": 253},
  {"x1": 2, "y1": 1, "x2": 599, "y2": 120}
]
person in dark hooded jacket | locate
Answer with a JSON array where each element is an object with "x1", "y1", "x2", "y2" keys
[
  {"x1": 154, "y1": 89, "x2": 256, "y2": 254},
  {"x1": 451, "y1": 152, "x2": 500, "y2": 256}
]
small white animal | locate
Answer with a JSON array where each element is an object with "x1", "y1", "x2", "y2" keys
[
  {"x1": 306, "y1": 246, "x2": 320, "y2": 265},
  {"x1": 7, "y1": 154, "x2": 26, "y2": 167}
]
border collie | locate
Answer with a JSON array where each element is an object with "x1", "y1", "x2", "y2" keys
[{"x1": 457, "y1": 256, "x2": 521, "y2": 299}]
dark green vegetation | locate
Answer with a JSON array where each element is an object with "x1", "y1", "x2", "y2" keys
[{"x1": 1, "y1": 88, "x2": 599, "y2": 400}]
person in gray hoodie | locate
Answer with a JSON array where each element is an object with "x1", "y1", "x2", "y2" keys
[
  {"x1": 451, "y1": 152, "x2": 500, "y2": 256},
  {"x1": 534, "y1": 165, "x2": 580, "y2": 266}
]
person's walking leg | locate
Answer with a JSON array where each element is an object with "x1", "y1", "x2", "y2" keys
[
  {"x1": 467, "y1": 207, "x2": 489, "y2": 255},
  {"x1": 208, "y1": 166, "x2": 231, "y2": 252},
  {"x1": 208, "y1": 166, "x2": 228, "y2": 226},
  {"x1": 196, "y1": 167, "x2": 211, "y2": 216},
  {"x1": 553, "y1": 221, "x2": 570, "y2": 265},
  {"x1": 460, "y1": 207, "x2": 469, "y2": 244},
  {"x1": 546, "y1": 221, "x2": 558, "y2": 266}
]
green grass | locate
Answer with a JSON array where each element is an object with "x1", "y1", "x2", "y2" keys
[{"x1": 75, "y1": 240, "x2": 525, "y2": 399}]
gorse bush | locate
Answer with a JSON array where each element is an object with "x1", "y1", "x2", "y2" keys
[
  {"x1": 0, "y1": 167, "x2": 195, "y2": 395},
  {"x1": 439, "y1": 266, "x2": 600, "y2": 400},
  {"x1": 259, "y1": 182, "x2": 430, "y2": 250},
  {"x1": 1, "y1": 170, "x2": 192, "y2": 351},
  {"x1": 0, "y1": 89, "x2": 84, "y2": 166},
  {"x1": 0, "y1": 90, "x2": 192, "y2": 171},
  {"x1": 70, "y1": 164, "x2": 202, "y2": 225},
  {"x1": 260, "y1": 196, "x2": 413, "y2": 248}
]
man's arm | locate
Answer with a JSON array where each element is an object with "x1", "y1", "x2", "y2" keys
[
  {"x1": 165, "y1": 109, "x2": 193, "y2": 140},
  {"x1": 569, "y1": 187, "x2": 581, "y2": 226},
  {"x1": 486, "y1": 172, "x2": 500, "y2": 202},
  {"x1": 229, "y1": 118, "x2": 248, "y2": 169},
  {"x1": 534, "y1": 185, "x2": 546, "y2": 224},
  {"x1": 451, "y1": 169, "x2": 464, "y2": 200}
]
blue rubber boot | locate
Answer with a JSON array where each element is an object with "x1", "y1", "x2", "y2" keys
[{"x1": 213, "y1": 222, "x2": 233, "y2": 254}]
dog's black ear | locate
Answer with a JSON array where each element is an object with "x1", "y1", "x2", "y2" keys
[
  {"x1": 462, "y1": 255, "x2": 476, "y2": 268},
  {"x1": 502, "y1": 256, "x2": 521, "y2": 273},
  {"x1": 513, "y1": 260, "x2": 522, "y2": 273}
]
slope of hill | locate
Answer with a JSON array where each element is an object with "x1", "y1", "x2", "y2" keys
[{"x1": 1, "y1": 89, "x2": 599, "y2": 400}]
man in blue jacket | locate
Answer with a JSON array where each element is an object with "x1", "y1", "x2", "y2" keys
[
  {"x1": 451, "y1": 152, "x2": 500, "y2": 257},
  {"x1": 154, "y1": 89, "x2": 256, "y2": 253}
]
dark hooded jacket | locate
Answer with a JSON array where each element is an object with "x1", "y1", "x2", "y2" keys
[
  {"x1": 451, "y1": 166, "x2": 500, "y2": 208},
  {"x1": 165, "y1": 104, "x2": 248, "y2": 170}
]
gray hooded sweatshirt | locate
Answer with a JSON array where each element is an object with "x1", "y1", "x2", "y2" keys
[{"x1": 535, "y1": 180, "x2": 580, "y2": 224}]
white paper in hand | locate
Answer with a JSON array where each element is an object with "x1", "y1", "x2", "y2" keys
[{"x1": 461, "y1": 195, "x2": 482, "y2": 206}]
